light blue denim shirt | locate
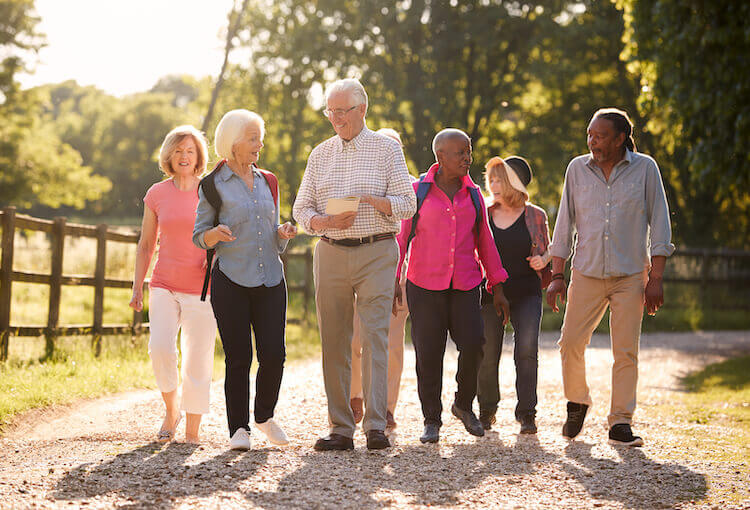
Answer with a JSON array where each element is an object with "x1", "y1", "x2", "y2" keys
[
  {"x1": 192, "y1": 163, "x2": 288, "y2": 288},
  {"x1": 549, "y1": 149, "x2": 675, "y2": 278}
]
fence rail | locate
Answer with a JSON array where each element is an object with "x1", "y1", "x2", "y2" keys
[{"x1": 0, "y1": 206, "x2": 313, "y2": 361}]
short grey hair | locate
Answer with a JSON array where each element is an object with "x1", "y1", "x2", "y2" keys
[
  {"x1": 325, "y1": 78, "x2": 368, "y2": 108},
  {"x1": 432, "y1": 128, "x2": 470, "y2": 159},
  {"x1": 214, "y1": 109, "x2": 265, "y2": 160}
]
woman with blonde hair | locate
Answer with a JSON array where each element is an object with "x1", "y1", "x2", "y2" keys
[
  {"x1": 477, "y1": 156, "x2": 551, "y2": 434},
  {"x1": 130, "y1": 125, "x2": 217, "y2": 444}
]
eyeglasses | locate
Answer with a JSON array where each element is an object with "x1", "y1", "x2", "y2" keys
[{"x1": 323, "y1": 105, "x2": 358, "y2": 118}]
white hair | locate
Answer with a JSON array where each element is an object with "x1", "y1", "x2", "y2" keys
[
  {"x1": 325, "y1": 78, "x2": 368, "y2": 108},
  {"x1": 376, "y1": 127, "x2": 402, "y2": 146},
  {"x1": 214, "y1": 109, "x2": 265, "y2": 159},
  {"x1": 432, "y1": 128, "x2": 469, "y2": 159}
]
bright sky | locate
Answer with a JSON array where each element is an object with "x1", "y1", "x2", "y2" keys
[{"x1": 18, "y1": 0, "x2": 236, "y2": 96}]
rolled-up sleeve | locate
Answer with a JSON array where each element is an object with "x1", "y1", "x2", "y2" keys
[
  {"x1": 292, "y1": 149, "x2": 321, "y2": 234},
  {"x1": 385, "y1": 144, "x2": 417, "y2": 220},
  {"x1": 192, "y1": 186, "x2": 215, "y2": 250},
  {"x1": 549, "y1": 164, "x2": 576, "y2": 260},
  {"x1": 645, "y1": 158, "x2": 676, "y2": 257}
]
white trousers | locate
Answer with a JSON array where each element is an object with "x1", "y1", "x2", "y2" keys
[{"x1": 148, "y1": 287, "x2": 217, "y2": 414}]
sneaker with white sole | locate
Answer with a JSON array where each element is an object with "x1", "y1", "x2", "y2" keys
[
  {"x1": 230, "y1": 427, "x2": 251, "y2": 450},
  {"x1": 255, "y1": 418, "x2": 290, "y2": 446},
  {"x1": 608, "y1": 423, "x2": 644, "y2": 447}
]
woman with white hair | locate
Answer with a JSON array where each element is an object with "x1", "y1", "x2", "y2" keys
[
  {"x1": 130, "y1": 125, "x2": 218, "y2": 444},
  {"x1": 193, "y1": 109, "x2": 297, "y2": 451}
]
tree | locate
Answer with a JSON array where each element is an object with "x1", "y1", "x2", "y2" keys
[
  {"x1": 0, "y1": 1, "x2": 110, "y2": 210},
  {"x1": 619, "y1": 0, "x2": 750, "y2": 247}
]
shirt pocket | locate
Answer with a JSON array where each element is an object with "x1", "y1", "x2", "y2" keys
[
  {"x1": 219, "y1": 200, "x2": 250, "y2": 231},
  {"x1": 575, "y1": 184, "x2": 599, "y2": 216},
  {"x1": 616, "y1": 182, "x2": 645, "y2": 213}
]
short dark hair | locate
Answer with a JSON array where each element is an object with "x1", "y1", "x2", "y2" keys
[{"x1": 592, "y1": 108, "x2": 637, "y2": 152}]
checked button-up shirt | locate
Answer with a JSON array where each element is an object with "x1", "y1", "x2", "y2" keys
[{"x1": 293, "y1": 125, "x2": 416, "y2": 239}]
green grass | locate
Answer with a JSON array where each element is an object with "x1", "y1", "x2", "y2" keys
[{"x1": 647, "y1": 355, "x2": 750, "y2": 504}]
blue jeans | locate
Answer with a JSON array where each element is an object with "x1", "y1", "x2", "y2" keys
[{"x1": 477, "y1": 293, "x2": 542, "y2": 420}]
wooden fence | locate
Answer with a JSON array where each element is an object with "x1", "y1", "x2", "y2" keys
[{"x1": 0, "y1": 206, "x2": 313, "y2": 361}]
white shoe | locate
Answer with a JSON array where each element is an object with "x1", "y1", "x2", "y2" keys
[
  {"x1": 255, "y1": 418, "x2": 289, "y2": 446},
  {"x1": 229, "y1": 428, "x2": 251, "y2": 450}
]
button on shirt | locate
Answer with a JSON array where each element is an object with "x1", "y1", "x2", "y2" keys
[
  {"x1": 396, "y1": 163, "x2": 508, "y2": 291},
  {"x1": 292, "y1": 126, "x2": 416, "y2": 238},
  {"x1": 192, "y1": 163, "x2": 288, "y2": 288},
  {"x1": 549, "y1": 149, "x2": 675, "y2": 279}
]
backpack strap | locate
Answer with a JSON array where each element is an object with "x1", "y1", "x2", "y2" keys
[
  {"x1": 467, "y1": 185, "x2": 483, "y2": 236},
  {"x1": 406, "y1": 174, "x2": 483, "y2": 248},
  {"x1": 405, "y1": 173, "x2": 430, "y2": 248},
  {"x1": 256, "y1": 168, "x2": 279, "y2": 208},
  {"x1": 198, "y1": 160, "x2": 226, "y2": 301}
]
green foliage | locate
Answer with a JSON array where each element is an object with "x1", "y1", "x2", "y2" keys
[
  {"x1": 0, "y1": 2, "x2": 110, "y2": 209},
  {"x1": 619, "y1": 0, "x2": 750, "y2": 247}
]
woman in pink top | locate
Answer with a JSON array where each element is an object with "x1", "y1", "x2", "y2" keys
[
  {"x1": 395, "y1": 128, "x2": 509, "y2": 444},
  {"x1": 129, "y1": 125, "x2": 217, "y2": 444}
]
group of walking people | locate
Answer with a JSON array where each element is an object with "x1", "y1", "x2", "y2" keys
[{"x1": 130, "y1": 78, "x2": 674, "y2": 451}]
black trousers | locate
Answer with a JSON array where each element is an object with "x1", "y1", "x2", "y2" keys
[
  {"x1": 210, "y1": 267, "x2": 287, "y2": 436},
  {"x1": 406, "y1": 280, "x2": 484, "y2": 426}
]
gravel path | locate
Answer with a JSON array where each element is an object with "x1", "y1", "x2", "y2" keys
[{"x1": 2, "y1": 331, "x2": 749, "y2": 509}]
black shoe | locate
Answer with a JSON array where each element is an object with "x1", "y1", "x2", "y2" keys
[
  {"x1": 365, "y1": 430, "x2": 391, "y2": 450},
  {"x1": 608, "y1": 423, "x2": 644, "y2": 447},
  {"x1": 479, "y1": 409, "x2": 496, "y2": 430},
  {"x1": 313, "y1": 433, "x2": 354, "y2": 451},
  {"x1": 451, "y1": 403, "x2": 485, "y2": 437},
  {"x1": 562, "y1": 402, "x2": 589, "y2": 439},
  {"x1": 420, "y1": 423, "x2": 440, "y2": 443},
  {"x1": 519, "y1": 414, "x2": 537, "y2": 434}
]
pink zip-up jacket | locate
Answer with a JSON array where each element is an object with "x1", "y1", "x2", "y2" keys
[{"x1": 396, "y1": 163, "x2": 508, "y2": 292}]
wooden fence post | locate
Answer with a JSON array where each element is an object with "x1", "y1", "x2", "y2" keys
[
  {"x1": 45, "y1": 217, "x2": 66, "y2": 359},
  {"x1": 92, "y1": 224, "x2": 107, "y2": 357},
  {"x1": 0, "y1": 207, "x2": 17, "y2": 361},
  {"x1": 304, "y1": 247, "x2": 313, "y2": 325}
]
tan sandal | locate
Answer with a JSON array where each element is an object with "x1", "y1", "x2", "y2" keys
[{"x1": 157, "y1": 414, "x2": 182, "y2": 442}]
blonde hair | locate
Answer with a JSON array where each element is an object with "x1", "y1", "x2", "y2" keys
[
  {"x1": 214, "y1": 109, "x2": 265, "y2": 160},
  {"x1": 158, "y1": 125, "x2": 208, "y2": 177},
  {"x1": 484, "y1": 156, "x2": 528, "y2": 209}
]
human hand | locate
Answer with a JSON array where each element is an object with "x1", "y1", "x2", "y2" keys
[
  {"x1": 205, "y1": 224, "x2": 236, "y2": 247},
  {"x1": 526, "y1": 255, "x2": 546, "y2": 271},
  {"x1": 393, "y1": 282, "x2": 403, "y2": 316},
  {"x1": 328, "y1": 211, "x2": 357, "y2": 230},
  {"x1": 546, "y1": 278, "x2": 567, "y2": 313},
  {"x1": 277, "y1": 222, "x2": 298, "y2": 240},
  {"x1": 644, "y1": 274, "x2": 664, "y2": 316},
  {"x1": 492, "y1": 285, "x2": 510, "y2": 326},
  {"x1": 129, "y1": 288, "x2": 143, "y2": 312}
]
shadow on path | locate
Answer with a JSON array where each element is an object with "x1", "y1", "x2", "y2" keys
[{"x1": 54, "y1": 442, "x2": 269, "y2": 508}]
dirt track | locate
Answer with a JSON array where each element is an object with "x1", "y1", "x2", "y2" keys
[{"x1": 1, "y1": 330, "x2": 749, "y2": 509}]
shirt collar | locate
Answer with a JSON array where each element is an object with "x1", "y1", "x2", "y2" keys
[
  {"x1": 217, "y1": 161, "x2": 259, "y2": 182},
  {"x1": 585, "y1": 148, "x2": 633, "y2": 170},
  {"x1": 334, "y1": 125, "x2": 371, "y2": 153},
  {"x1": 424, "y1": 162, "x2": 477, "y2": 190}
]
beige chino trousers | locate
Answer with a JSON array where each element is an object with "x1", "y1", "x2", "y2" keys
[
  {"x1": 350, "y1": 284, "x2": 409, "y2": 416},
  {"x1": 558, "y1": 269, "x2": 647, "y2": 427},
  {"x1": 313, "y1": 237, "x2": 399, "y2": 438}
]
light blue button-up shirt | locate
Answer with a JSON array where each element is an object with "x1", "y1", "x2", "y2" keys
[
  {"x1": 192, "y1": 163, "x2": 288, "y2": 288},
  {"x1": 549, "y1": 149, "x2": 675, "y2": 279}
]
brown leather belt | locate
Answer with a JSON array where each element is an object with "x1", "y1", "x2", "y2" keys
[{"x1": 321, "y1": 233, "x2": 395, "y2": 247}]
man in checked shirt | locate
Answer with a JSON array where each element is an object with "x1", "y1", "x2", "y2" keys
[
  {"x1": 293, "y1": 78, "x2": 416, "y2": 451},
  {"x1": 547, "y1": 108, "x2": 675, "y2": 447}
]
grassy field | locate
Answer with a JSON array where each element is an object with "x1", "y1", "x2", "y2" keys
[{"x1": 648, "y1": 355, "x2": 750, "y2": 504}]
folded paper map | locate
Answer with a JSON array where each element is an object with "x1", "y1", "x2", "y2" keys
[{"x1": 325, "y1": 196, "x2": 361, "y2": 215}]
